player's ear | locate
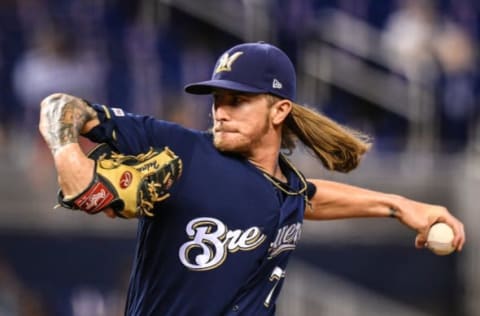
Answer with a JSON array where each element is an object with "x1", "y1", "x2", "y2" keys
[{"x1": 270, "y1": 99, "x2": 292, "y2": 125}]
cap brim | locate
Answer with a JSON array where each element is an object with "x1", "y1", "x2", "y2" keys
[{"x1": 184, "y1": 80, "x2": 265, "y2": 95}]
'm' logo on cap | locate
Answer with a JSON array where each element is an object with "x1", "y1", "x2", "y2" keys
[{"x1": 214, "y1": 51, "x2": 244, "y2": 74}]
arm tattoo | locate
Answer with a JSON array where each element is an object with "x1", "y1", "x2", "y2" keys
[{"x1": 42, "y1": 94, "x2": 97, "y2": 155}]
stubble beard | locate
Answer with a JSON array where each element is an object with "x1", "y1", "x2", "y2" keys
[
  {"x1": 213, "y1": 133, "x2": 250, "y2": 154},
  {"x1": 212, "y1": 117, "x2": 271, "y2": 155}
]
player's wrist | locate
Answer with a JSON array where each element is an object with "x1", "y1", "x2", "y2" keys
[
  {"x1": 388, "y1": 207, "x2": 398, "y2": 218},
  {"x1": 383, "y1": 194, "x2": 405, "y2": 219},
  {"x1": 54, "y1": 146, "x2": 95, "y2": 198},
  {"x1": 52, "y1": 142, "x2": 81, "y2": 159}
]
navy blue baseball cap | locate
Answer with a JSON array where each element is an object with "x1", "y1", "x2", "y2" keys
[{"x1": 185, "y1": 42, "x2": 296, "y2": 101}]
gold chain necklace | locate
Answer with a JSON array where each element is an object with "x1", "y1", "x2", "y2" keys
[
  {"x1": 260, "y1": 154, "x2": 307, "y2": 196},
  {"x1": 258, "y1": 154, "x2": 313, "y2": 211}
]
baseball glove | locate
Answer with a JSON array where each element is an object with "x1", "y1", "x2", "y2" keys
[{"x1": 57, "y1": 144, "x2": 183, "y2": 218}]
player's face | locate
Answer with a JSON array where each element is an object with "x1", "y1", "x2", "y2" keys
[{"x1": 211, "y1": 91, "x2": 273, "y2": 155}]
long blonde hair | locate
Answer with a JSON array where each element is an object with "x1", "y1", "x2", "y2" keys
[{"x1": 280, "y1": 101, "x2": 371, "y2": 173}]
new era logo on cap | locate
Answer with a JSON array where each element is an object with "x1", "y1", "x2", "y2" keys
[
  {"x1": 272, "y1": 79, "x2": 282, "y2": 89},
  {"x1": 184, "y1": 42, "x2": 296, "y2": 101}
]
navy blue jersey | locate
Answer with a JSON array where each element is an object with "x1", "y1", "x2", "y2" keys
[{"x1": 85, "y1": 105, "x2": 309, "y2": 316}]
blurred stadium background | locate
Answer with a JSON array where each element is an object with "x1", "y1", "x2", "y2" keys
[{"x1": 0, "y1": 0, "x2": 479, "y2": 315}]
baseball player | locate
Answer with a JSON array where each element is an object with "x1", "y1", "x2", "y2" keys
[{"x1": 39, "y1": 42, "x2": 465, "y2": 316}]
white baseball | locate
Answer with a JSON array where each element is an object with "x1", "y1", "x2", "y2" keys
[{"x1": 427, "y1": 222, "x2": 455, "y2": 256}]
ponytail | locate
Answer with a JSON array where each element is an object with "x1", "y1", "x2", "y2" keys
[{"x1": 282, "y1": 103, "x2": 371, "y2": 173}]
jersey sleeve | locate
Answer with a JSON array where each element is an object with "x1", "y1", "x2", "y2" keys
[
  {"x1": 83, "y1": 103, "x2": 195, "y2": 155},
  {"x1": 306, "y1": 181, "x2": 316, "y2": 200}
]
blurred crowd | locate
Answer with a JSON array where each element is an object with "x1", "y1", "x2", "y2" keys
[
  {"x1": 0, "y1": 1, "x2": 479, "y2": 315},
  {"x1": 0, "y1": 258, "x2": 47, "y2": 315},
  {"x1": 0, "y1": 0, "x2": 479, "y2": 153},
  {"x1": 0, "y1": 240, "x2": 133, "y2": 316},
  {"x1": 380, "y1": 0, "x2": 479, "y2": 152}
]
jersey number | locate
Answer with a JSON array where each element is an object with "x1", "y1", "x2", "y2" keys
[{"x1": 264, "y1": 266, "x2": 285, "y2": 308}]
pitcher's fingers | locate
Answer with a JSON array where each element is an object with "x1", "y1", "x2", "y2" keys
[
  {"x1": 103, "y1": 208, "x2": 117, "y2": 218},
  {"x1": 415, "y1": 233, "x2": 427, "y2": 249},
  {"x1": 454, "y1": 222, "x2": 465, "y2": 251},
  {"x1": 443, "y1": 216, "x2": 465, "y2": 251},
  {"x1": 415, "y1": 216, "x2": 440, "y2": 249}
]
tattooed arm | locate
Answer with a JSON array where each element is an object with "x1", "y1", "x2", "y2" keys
[
  {"x1": 39, "y1": 93, "x2": 99, "y2": 154},
  {"x1": 39, "y1": 93, "x2": 100, "y2": 200}
]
